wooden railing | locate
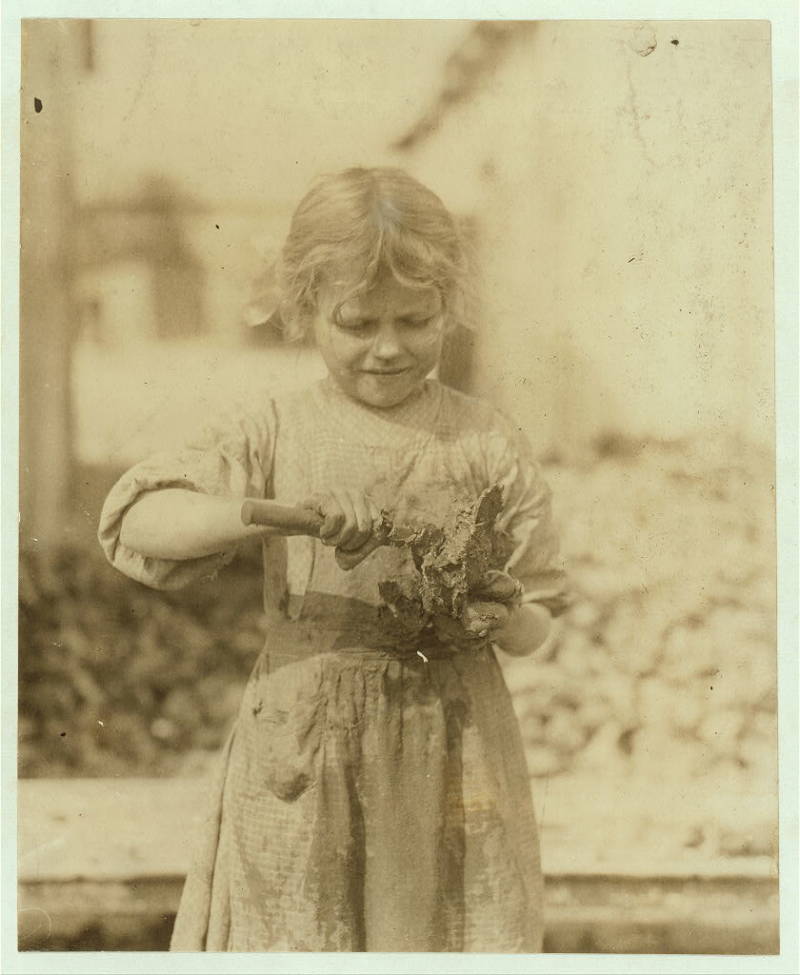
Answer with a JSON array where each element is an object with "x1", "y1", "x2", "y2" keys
[{"x1": 17, "y1": 776, "x2": 779, "y2": 953}]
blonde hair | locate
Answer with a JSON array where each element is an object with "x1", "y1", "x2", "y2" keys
[{"x1": 276, "y1": 167, "x2": 467, "y2": 340}]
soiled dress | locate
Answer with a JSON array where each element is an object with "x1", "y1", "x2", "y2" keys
[{"x1": 98, "y1": 378, "x2": 566, "y2": 953}]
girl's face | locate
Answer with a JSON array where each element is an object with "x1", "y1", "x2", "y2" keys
[{"x1": 312, "y1": 273, "x2": 446, "y2": 409}]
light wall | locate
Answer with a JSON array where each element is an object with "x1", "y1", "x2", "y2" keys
[
  {"x1": 70, "y1": 19, "x2": 471, "y2": 208},
  {"x1": 405, "y1": 21, "x2": 774, "y2": 455}
]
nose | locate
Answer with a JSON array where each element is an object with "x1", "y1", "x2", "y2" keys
[{"x1": 371, "y1": 323, "x2": 403, "y2": 360}]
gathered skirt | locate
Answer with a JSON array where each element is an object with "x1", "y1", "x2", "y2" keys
[{"x1": 170, "y1": 641, "x2": 543, "y2": 952}]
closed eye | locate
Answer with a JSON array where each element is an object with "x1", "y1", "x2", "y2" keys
[
  {"x1": 336, "y1": 318, "x2": 375, "y2": 334},
  {"x1": 398, "y1": 315, "x2": 437, "y2": 328}
]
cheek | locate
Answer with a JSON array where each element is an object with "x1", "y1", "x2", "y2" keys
[
  {"x1": 413, "y1": 329, "x2": 442, "y2": 350},
  {"x1": 323, "y1": 330, "x2": 368, "y2": 370},
  {"x1": 409, "y1": 327, "x2": 445, "y2": 365}
]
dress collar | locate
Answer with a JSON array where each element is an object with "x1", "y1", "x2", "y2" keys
[{"x1": 313, "y1": 376, "x2": 443, "y2": 439}]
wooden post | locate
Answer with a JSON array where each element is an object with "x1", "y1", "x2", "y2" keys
[{"x1": 19, "y1": 21, "x2": 84, "y2": 548}]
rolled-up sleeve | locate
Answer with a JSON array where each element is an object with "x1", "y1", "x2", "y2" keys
[
  {"x1": 484, "y1": 415, "x2": 569, "y2": 616},
  {"x1": 98, "y1": 403, "x2": 277, "y2": 590}
]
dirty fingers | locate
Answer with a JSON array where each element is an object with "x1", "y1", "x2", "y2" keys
[{"x1": 304, "y1": 490, "x2": 383, "y2": 562}]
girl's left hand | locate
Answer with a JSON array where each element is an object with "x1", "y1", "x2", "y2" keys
[
  {"x1": 472, "y1": 569, "x2": 523, "y2": 605},
  {"x1": 461, "y1": 600, "x2": 513, "y2": 639},
  {"x1": 432, "y1": 601, "x2": 511, "y2": 646},
  {"x1": 433, "y1": 570, "x2": 523, "y2": 643}
]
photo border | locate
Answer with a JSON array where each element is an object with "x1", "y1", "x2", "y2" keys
[{"x1": 2, "y1": 3, "x2": 797, "y2": 973}]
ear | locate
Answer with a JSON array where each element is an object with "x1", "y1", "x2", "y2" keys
[
  {"x1": 440, "y1": 311, "x2": 459, "y2": 336},
  {"x1": 438, "y1": 320, "x2": 476, "y2": 390}
]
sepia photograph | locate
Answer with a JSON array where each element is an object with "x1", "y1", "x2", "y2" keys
[{"x1": 11, "y1": 12, "x2": 790, "y2": 964}]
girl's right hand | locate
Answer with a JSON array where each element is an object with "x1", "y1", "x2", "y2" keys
[{"x1": 303, "y1": 491, "x2": 383, "y2": 559}]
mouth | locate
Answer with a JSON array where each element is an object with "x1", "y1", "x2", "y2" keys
[{"x1": 361, "y1": 367, "x2": 410, "y2": 376}]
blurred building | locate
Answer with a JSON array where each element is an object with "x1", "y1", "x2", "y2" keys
[
  {"x1": 75, "y1": 176, "x2": 207, "y2": 346},
  {"x1": 393, "y1": 21, "x2": 774, "y2": 456}
]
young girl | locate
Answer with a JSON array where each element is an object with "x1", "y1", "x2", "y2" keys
[{"x1": 98, "y1": 167, "x2": 566, "y2": 953}]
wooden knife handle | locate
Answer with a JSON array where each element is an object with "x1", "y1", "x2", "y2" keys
[
  {"x1": 240, "y1": 499, "x2": 324, "y2": 536},
  {"x1": 241, "y1": 499, "x2": 389, "y2": 570}
]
